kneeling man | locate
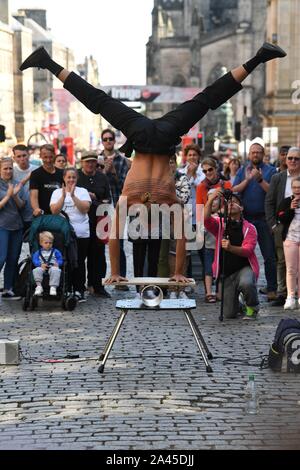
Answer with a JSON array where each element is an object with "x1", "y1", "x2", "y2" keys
[{"x1": 204, "y1": 191, "x2": 259, "y2": 320}]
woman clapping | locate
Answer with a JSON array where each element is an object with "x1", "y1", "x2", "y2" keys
[{"x1": 50, "y1": 167, "x2": 91, "y2": 302}]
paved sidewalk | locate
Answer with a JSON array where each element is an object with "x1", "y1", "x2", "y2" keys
[{"x1": 0, "y1": 245, "x2": 300, "y2": 450}]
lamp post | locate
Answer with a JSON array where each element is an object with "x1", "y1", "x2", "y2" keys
[{"x1": 242, "y1": 106, "x2": 248, "y2": 162}]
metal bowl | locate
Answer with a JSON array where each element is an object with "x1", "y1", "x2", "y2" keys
[{"x1": 140, "y1": 285, "x2": 163, "y2": 307}]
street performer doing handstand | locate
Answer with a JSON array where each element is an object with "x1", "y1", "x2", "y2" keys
[{"x1": 20, "y1": 42, "x2": 286, "y2": 284}]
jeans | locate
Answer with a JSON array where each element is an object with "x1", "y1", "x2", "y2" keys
[
  {"x1": 0, "y1": 228, "x2": 23, "y2": 291},
  {"x1": 223, "y1": 266, "x2": 259, "y2": 319},
  {"x1": 203, "y1": 248, "x2": 215, "y2": 277},
  {"x1": 245, "y1": 217, "x2": 277, "y2": 292}
]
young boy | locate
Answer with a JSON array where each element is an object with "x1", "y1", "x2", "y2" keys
[{"x1": 32, "y1": 231, "x2": 63, "y2": 296}]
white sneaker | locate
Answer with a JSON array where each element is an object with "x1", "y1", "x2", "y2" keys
[
  {"x1": 284, "y1": 297, "x2": 297, "y2": 310},
  {"x1": 74, "y1": 291, "x2": 86, "y2": 302},
  {"x1": 50, "y1": 286, "x2": 57, "y2": 296},
  {"x1": 178, "y1": 291, "x2": 188, "y2": 299},
  {"x1": 169, "y1": 291, "x2": 177, "y2": 299},
  {"x1": 34, "y1": 285, "x2": 43, "y2": 296}
]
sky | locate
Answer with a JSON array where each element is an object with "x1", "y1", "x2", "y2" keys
[{"x1": 10, "y1": 0, "x2": 154, "y2": 85}]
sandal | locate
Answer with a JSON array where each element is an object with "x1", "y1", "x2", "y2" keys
[{"x1": 205, "y1": 294, "x2": 217, "y2": 303}]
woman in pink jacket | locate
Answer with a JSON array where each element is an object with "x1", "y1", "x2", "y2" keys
[{"x1": 204, "y1": 190, "x2": 259, "y2": 320}]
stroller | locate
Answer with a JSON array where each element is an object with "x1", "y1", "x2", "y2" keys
[{"x1": 19, "y1": 214, "x2": 78, "y2": 311}]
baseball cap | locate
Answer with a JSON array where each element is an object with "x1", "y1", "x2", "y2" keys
[
  {"x1": 250, "y1": 137, "x2": 265, "y2": 149},
  {"x1": 81, "y1": 150, "x2": 98, "y2": 161}
]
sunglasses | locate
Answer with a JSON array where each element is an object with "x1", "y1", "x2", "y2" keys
[
  {"x1": 287, "y1": 157, "x2": 300, "y2": 161},
  {"x1": 203, "y1": 167, "x2": 215, "y2": 174},
  {"x1": 102, "y1": 137, "x2": 114, "y2": 142}
]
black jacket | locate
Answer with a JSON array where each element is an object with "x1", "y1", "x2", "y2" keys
[
  {"x1": 265, "y1": 170, "x2": 288, "y2": 229},
  {"x1": 277, "y1": 196, "x2": 296, "y2": 241},
  {"x1": 77, "y1": 169, "x2": 111, "y2": 232}
]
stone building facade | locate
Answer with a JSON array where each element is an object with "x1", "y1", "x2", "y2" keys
[
  {"x1": 0, "y1": 1, "x2": 102, "y2": 150},
  {"x1": 146, "y1": 0, "x2": 267, "y2": 146},
  {"x1": 0, "y1": 0, "x2": 15, "y2": 144},
  {"x1": 12, "y1": 18, "x2": 34, "y2": 143},
  {"x1": 11, "y1": 8, "x2": 101, "y2": 150},
  {"x1": 264, "y1": 0, "x2": 300, "y2": 146}
]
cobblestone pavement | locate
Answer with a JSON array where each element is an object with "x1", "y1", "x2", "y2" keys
[{"x1": 0, "y1": 243, "x2": 300, "y2": 450}]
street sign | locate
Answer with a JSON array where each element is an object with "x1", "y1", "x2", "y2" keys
[{"x1": 263, "y1": 127, "x2": 278, "y2": 144}]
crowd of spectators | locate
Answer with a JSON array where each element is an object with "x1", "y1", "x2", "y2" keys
[{"x1": 0, "y1": 133, "x2": 299, "y2": 317}]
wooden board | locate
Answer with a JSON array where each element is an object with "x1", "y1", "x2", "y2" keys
[{"x1": 102, "y1": 277, "x2": 196, "y2": 286}]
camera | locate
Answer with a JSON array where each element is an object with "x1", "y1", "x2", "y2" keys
[{"x1": 222, "y1": 188, "x2": 233, "y2": 201}]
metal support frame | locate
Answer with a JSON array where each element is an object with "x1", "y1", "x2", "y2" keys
[{"x1": 97, "y1": 299, "x2": 213, "y2": 374}]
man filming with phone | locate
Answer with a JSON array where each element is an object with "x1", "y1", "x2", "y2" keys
[{"x1": 204, "y1": 190, "x2": 260, "y2": 320}]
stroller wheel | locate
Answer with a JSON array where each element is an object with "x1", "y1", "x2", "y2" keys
[{"x1": 65, "y1": 296, "x2": 77, "y2": 311}]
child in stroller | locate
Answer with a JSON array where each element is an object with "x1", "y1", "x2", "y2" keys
[
  {"x1": 32, "y1": 231, "x2": 63, "y2": 297},
  {"x1": 21, "y1": 214, "x2": 77, "y2": 311}
]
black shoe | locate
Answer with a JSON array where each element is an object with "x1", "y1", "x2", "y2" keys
[
  {"x1": 74, "y1": 291, "x2": 86, "y2": 303},
  {"x1": 1, "y1": 290, "x2": 21, "y2": 300},
  {"x1": 256, "y1": 42, "x2": 287, "y2": 63},
  {"x1": 259, "y1": 287, "x2": 268, "y2": 295},
  {"x1": 19, "y1": 46, "x2": 50, "y2": 71},
  {"x1": 114, "y1": 284, "x2": 129, "y2": 291},
  {"x1": 270, "y1": 295, "x2": 286, "y2": 307},
  {"x1": 94, "y1": 288, "x2": 111, "y2": 299}
]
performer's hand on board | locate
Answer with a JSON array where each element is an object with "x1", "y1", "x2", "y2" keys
[
  {"x1": 105, "y1": 275, "x2": 128, "y2": 285},
  {"x1": 169, "y1": 274, "x2": 190, "y2": 283}
]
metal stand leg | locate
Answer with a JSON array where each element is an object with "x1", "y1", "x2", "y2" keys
[
  {"x1": 98, "y1": 309, "x2": 128, "y2": 373},
  {"x1": 184, "y1": 309, "x2": 213, "y2": 373},
  {"x1": 186, "y1": 310, "x2": 214, "y2": 360}
]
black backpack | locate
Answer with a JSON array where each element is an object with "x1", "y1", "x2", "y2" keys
[{"x1": 268, "y1": 318, "x2": 300, "y2": 373}]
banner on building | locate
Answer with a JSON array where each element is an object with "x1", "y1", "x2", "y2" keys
[{"x1": 101, "y1": 85, "x2": 201, "y2": 104}]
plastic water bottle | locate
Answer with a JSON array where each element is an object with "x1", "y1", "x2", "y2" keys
[{"x1": 245, "y1": 374, "x2": 259, "y2": 414}]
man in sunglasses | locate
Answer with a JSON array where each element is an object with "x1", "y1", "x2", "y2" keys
[
  {"x1": 100, "y1": 128, "x2": 129, "y2": 290},
  {"x1": 265, "y1": 147, "x2": 300, "y2": 306},
  {"x1": 19, "y1": 42, "x2": 286, "y2": 283}
]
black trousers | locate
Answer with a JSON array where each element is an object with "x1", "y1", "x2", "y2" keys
[
  {"x1": 133, "y1": 240, "x2": 162, "y2": 291},
  {"x1": 87, "y1": 236, "x2": 107, "y2": 293},
  {"x1": 119, "y1": 238, "x2": 126, "y2": 278},
  {"x1": 72, "y1": 237, "x2": 89, "y2": 293},
  {"x1": 64, "y1": 72, "x2": 243, "y2": 155}
]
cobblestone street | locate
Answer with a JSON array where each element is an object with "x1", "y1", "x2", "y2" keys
[{"x1": 0, "y1": 245, "x2": 300, "y2": 450}]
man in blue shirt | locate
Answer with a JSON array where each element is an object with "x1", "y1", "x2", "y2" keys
[{"x1": 232, "y1": 142, "x2": 277, "y2": 301}]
